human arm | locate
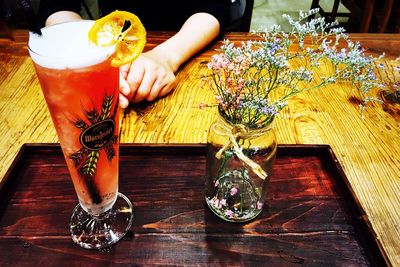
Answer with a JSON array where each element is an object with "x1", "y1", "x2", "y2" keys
[
  {"x1": 119, "y1": 12, "x2": 220, "y2": 106},
  {"x1": 38, "y1": 0, "x2": 81, "y2": 27},
  {"x1": 40, "y1": 9, "x2": 220, "y2": 106},
  {"x1": 45, "y1": 11, "x2": 82, "y2": 26}
]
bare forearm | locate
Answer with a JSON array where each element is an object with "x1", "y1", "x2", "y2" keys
[
  {"x1": 45, "y1": 12, "x2": 220, "y2": 71},
  {"x1": 148, "y1": 13, "x2": 220, "y2": 72},
  {"x1": 45, "y1": 11, "x2": 82, "y2": 26}
]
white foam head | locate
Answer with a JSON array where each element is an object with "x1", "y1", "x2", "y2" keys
[{"x1": 28, "y1": 20, "x2": 115, "y2": 69}]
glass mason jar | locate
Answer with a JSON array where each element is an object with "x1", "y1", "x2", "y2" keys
[{"x1": 205, "y1": 113, "x2": 277, "y2": 222}]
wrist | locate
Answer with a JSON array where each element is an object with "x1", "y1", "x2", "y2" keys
[{"x1": 148, "y1": 46, "x2": 180, "y2": 73}]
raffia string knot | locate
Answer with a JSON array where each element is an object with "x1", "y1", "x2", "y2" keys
[{"x1": 213, "y1": 122, "x2": 272, "y2": 180}]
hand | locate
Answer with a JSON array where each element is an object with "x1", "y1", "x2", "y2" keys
[
  {"x1": 119, "y1": 12, "x2": 221, "y2": 108},
  {"x1": 119, "y1": 49, "x2": 177, "y2": 108}
]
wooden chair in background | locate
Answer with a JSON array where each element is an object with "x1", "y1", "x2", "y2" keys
[
  {"x1": 394, "y1": 1, "x2": 400, "y2": 32},
  {"x1": 373, "y1": 0, "x2": 395, "y2": 33},
  {"x1": 341, "y1": 0, "x2": 375, "y2": 32},
  {"x1": 0, "y1": 17, "x2": 12, "y2": 39},
  {"x1": 310, "y1": 0, "x2": 345, "y2": 23},
  {"x1": 309, "y1": 0, "x2": 396, "y2": 33}
]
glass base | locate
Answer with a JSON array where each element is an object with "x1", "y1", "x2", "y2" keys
[
  {"x1": 205, "y1": 169, "x2": 264, "y2": 223},
  {"x1": 70, "y1": 192, "x2": 133, "y2": 249}
]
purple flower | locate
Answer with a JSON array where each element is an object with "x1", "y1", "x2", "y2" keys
[
  {"x1": 204, "y1": 10, "x2": 383, "y2": 128},
  {"x1": 261, "y1": 105, "x2": 278, "y2": 116}
]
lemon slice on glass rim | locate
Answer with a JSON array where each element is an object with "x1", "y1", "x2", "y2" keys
[{"x1": 88, "y1": 10, "x2": 146, "y2": 67}]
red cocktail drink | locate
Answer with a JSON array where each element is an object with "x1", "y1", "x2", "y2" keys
[
  {"x1": 29, "y1": 21, "x2": 132, "y2": 249},
  {"x1": 34, "y1": 56, "x2": 119, "y2": 215}
]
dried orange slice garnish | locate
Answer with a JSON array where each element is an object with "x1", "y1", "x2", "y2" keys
[{"x1": 88, "y1": 10, "x2": 146, "y2": 67}]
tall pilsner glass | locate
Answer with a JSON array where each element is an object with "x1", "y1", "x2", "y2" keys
[{"x1": 28, "y1": 21, "x2": 133, "y2": 249}]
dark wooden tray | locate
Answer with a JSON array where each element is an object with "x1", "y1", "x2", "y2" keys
[{"x1": 0, "y1": 144, "x2": 389, "y2": 266}]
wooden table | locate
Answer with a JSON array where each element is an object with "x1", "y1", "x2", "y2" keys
[{"x1": 1, "y1": 31, "x2": 399, "y2": 265}]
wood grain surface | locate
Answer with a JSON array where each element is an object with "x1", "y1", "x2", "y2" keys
[
  {"x1": 0, "y1": 144, "x2": 388, "y2": 266},
  {"x1": 0, "y1": 31, "x2": 399, "y2": 265}
]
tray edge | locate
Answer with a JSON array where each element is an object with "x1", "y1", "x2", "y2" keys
[{"x1": 0, "y1": 142, "x2": 390, "y2": 266}]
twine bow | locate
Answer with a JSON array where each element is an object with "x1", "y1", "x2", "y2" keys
[{"x1": 213, "y1": 123, "x2": 272, "y2": 180}]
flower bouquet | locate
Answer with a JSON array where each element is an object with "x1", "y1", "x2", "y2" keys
[{"x1": 203, "y1": 9, "x2": 382, "y2": 222}]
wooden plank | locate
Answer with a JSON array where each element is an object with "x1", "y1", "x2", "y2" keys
[
  {"x1": 0, "y1": 144, "x2": 387, "y2": 266},
  {"x1": 0, "y1": 31, "x2": 399, "y2": 265}
]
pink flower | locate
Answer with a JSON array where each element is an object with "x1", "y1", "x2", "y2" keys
[
  {"x1": 230, "y1": 187, "x2": 238, "y2": 196},
  {"x1": 257, "y1": 201, "x2": 263, "y2": 210},
  {"x1": 225, "y1": 210, "x2": 234, "y2": 218},
  {"x1": 208, "y1": 54, "x2": 230, "y2": 71},
  {"x1": 211, "y1": 197, "x2": 219, "y2": 208},
  {"x1": 220, "y1": 199, "x2": 227, "y2": 206}
]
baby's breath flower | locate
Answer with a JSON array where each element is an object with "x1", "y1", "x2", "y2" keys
[
  {"x1": 230, "y1": 187, "x2": 238, "y2": 196},
  {"x1": 204, "y1": 9, "x2": 387, "y2": 128},
  {"x1": 225, "y1": 210, "x2": 234, "y2": 218}
]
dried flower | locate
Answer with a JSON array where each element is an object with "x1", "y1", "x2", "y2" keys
[
  {"x1": 225, "y1": 210, "x2": 234, "y2": 218},
  {"x1": 230, "y1": 187, "x2": 238, "y2": 196},
  {"x1": 204, "y1": 9, "x2": 399, "y2": 223},
  {"x1": 204, "y1": 9, "x2": 385, "y2": 128}
]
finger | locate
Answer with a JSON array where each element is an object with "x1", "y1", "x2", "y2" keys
[
  {"x1": 146, "y1": 77, "x2": 170, "y2": 101},
  {"x1": 119, "y1": 75, "x2": 131, "y2": 98},
  {"x1": 134, "y1": 71, "x2": 157, "y2": 103},
  {"x1": 159, "y1": 84, "x2": 174, "y2": 98},
  {"x1": 147, "y1": 82, "x2": 164, "y2": 102},
  {"x1": 120, "y1": 64, "x2": 130, "y2": 80},
  {"x1": 119, "y1": 94, "x2": 130, "y2": 109},
  {"x1": 126, "y1": 64, "x2": 145, "y2": 96},
  {"x1": 159, "y1": 79, "x2": 177, "y2": 97}
]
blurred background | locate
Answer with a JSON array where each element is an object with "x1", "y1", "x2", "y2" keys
[{"x1": 251, "y1": 0, "x2": 349, "y2": 31}]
